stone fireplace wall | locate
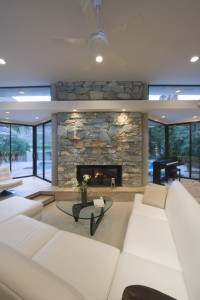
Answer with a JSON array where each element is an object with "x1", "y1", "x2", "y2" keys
[
  {"x1": 57, "y1": 112, "x2": 143, "y2": 187},
  {"x1": 56, "y1": 81, "x2": 143, "y2": 100}
]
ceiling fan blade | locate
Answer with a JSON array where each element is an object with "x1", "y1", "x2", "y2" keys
[
  {"x1": 78, "y1": 0, "x2": 90, "y2": 13},
  {"x1": 107, "y1": 49, "x2": 127, "y2": 67},
  {"x1": 78, "y1": 0, "x2": 97, "y2": 32},
  {"x1": 110, "y1": 14, "x2": 143, "y2": 38},
  {"x1": 52, "y1": 37, "x2": 86, "y2": 45}
]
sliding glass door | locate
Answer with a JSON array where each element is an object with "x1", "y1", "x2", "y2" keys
[
  {"x1": 0, "y1": 121, "x2": 52, "y2": 181},
  {"x1": 44, "y1": 122, "x2": 52, "y2": 181},
  {"x1": 148, "y1": 121, "x2": 200, "y2": 180},
  {"x1": 36, "y1": 121, "x2": 52, "y2": 182},
  {"x1": 36, "y1": 124, "x2": 43, "y2": 178},
  {"x1": 0, "y1": 124, "x2": 33, "y2": 177}
]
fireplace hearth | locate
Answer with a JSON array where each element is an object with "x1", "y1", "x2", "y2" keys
[{"x1": 77, "y1": 165, "x2": 122, "y2": 187}]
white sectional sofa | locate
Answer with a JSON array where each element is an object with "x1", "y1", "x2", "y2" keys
[
  {"x1": 0, "y1": 181, "x2": 199, "y2": 300},
  {"x1": 0, "y1": 196, "x2": 43, "y2": 224},
  {"x1": 109, "y1": 181, "x2": 199, "y2": 300}
]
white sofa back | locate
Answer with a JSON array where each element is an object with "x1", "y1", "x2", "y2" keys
[{"x1": 166, "y1": 181, "x2": 200, "y2": 300}]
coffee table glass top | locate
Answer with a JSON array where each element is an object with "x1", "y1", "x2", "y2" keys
[{"x1": 56, "y1": 196, "x2": 113, "y2": 220}]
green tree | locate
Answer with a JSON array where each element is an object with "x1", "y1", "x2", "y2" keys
[
  {"x1": 0, "y1": 135, "x2": 10, "y2": 162},
  {"x1": 191, "y1": 123, "x2": 200, "y2": 158},
  {"x1": 0, "y1": 134, "x2": 30, "y2": 162},
  {"x1": 149, "y1": 124, "x2": 165, "y2": 159},
  {"x1": 11, "y1": 136, "x2": 30, "y2": 160},
  {"x1": 168, "y1": 125, "x2": 190, "y2": 158}
]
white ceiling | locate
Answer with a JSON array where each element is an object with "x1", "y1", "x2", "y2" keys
[{"x1": 0, "y1": 0, "x2": 200, "y2": 124}]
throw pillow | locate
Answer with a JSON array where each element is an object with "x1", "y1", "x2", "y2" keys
[
  {"x1": 142, "y1": 183, "x2": 168, "y2": 209},
  {"x1": 122, "y1": 285, "x2": 177, "y2": 300}
]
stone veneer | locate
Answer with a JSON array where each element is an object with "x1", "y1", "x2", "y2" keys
[
  {"x1": 57, "y1": 112, "x2": 143, "y2": 187},
  {"x1": 56, "y1": 81, "x2": 142, "y2": 100}
]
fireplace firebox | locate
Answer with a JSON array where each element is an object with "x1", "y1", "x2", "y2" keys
[{"x1": 77, "y1": 165, "x2": 122, "y2": 187}]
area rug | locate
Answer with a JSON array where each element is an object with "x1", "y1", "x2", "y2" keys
[{"x1": 40, "y1": 200, "x2": 133, "y2": 251}]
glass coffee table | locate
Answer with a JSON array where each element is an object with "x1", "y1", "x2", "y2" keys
[{"x1": 56, "y1": 196, "x2": 113, "y2": 236}]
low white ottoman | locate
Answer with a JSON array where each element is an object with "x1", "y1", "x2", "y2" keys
[{"x1": 0, "y1": 196, "x2": 43, "y2": 224}]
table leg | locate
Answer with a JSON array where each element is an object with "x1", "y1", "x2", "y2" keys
[
  {"x1": 90, "y1": 207, "x2": 104, "y2": 236},
  {"x1": 72, "y1": 203, "x2": 82, "y2": 222}
]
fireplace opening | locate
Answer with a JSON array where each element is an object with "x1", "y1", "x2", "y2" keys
[{"x1": 77, "y1": 165, "x2": 122, "y2": 187}]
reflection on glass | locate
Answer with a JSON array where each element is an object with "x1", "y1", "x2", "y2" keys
[
  {"x1": 149, "y1": 85, "x2": 200, "y2": 100},
  {"x1": 0, "y1": 86, "x2": 51, "y2": 102}
]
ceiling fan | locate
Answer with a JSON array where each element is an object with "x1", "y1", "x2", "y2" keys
[{"x1": 53, "y1": 0, "x2": 142, "y2": 68}]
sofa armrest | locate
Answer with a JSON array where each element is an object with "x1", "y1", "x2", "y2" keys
[{"x1": 122, "y1": 285, "x2": 177, "y2": 300}]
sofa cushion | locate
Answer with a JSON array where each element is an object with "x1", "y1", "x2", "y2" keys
[
  {"x1": 132, "y1": 193, "x2": 168, "y2": 221},
  {"x1": 108, "y1": 252, "x2": 189, "y2": 300},
  {"x1": 0, "y1": 241, "x2": 86, "y2": 300},
  {"x1": 122, "y1": 285, "x2": 177, "y2": 300},
  {"x1": 0, "y1": 215, "x2": 59, "y2": 257},
  {"x1": 123, "y1": 214, "x2": 181, "y2": 270},
  {"x1": 0, "y1": 282, "x2": 22, "y2": 300},
  {"x1": 142, "y1": 184, "x2": 168, "y2": 208},
  {"x1": 33, "y1": 230, "x2": 120, "y2": 300},
  {"x1": 0, "y1": 196, "x2": 43, "y2": 224},
  {"x1": 165, "y1": 181, "x2": 200, "y2": 300}
]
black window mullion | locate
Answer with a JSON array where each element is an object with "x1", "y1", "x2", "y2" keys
[
  {"x1": 33, "y1": 126, "x2": 37, "y2": 175},
  {"x1": 43, "y1": 124, "x2": 45, "y2": 178},
  {"x1": 189, "y1": 123, "x2": 192, "y2": 178},
  {"x1": 9, "y1": 125, "x2": 12, "y2": 172},
  {"x1": 165, "y1": 125, "x2": 168, "y2": 159}
]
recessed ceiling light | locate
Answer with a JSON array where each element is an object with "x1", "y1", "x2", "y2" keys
[
  {"x1": 73, "y1": 109, "x2": 77, "y2": 112},
  {"x1": 19, "y1": 91, "x2": 25, "y2": 94},
  {"x1": 176, "y1": 90, "x2": 181, "y2": 93},
  {"x1": 161, "y1": 115, "x2": 166, "y2": 118},
  {"x1": 193, "y1": 116, "x2": 197, "y2": 119},
  {"x1": 5, "y1": 111, "x2": 10, "y2": 114},
  {"x1": 190, "y1": 56, "x2": 199, "y2": 62},
  {"x1": 122, "y1": 109, "x2": 126, "y2": 112},
  {"x1": 96, "y1": 55, "x2": 103, "y2": 63},
  {"x1": 5, "y1": 117, "x2": 9, "y2": 120},
  {"x1": 35, "y1": 117, "x2": 39, "y2": 119},
  {"x1": 0, "y1": 58, "x2": 6, "y2": 65}
]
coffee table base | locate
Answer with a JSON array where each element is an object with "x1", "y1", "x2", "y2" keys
[
  {"x1": 90, "y1": 208, "x2": 104, "y2": 236},
  {"x1": 72, "y1": 202, "x2": 105, "y2": 236}
]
